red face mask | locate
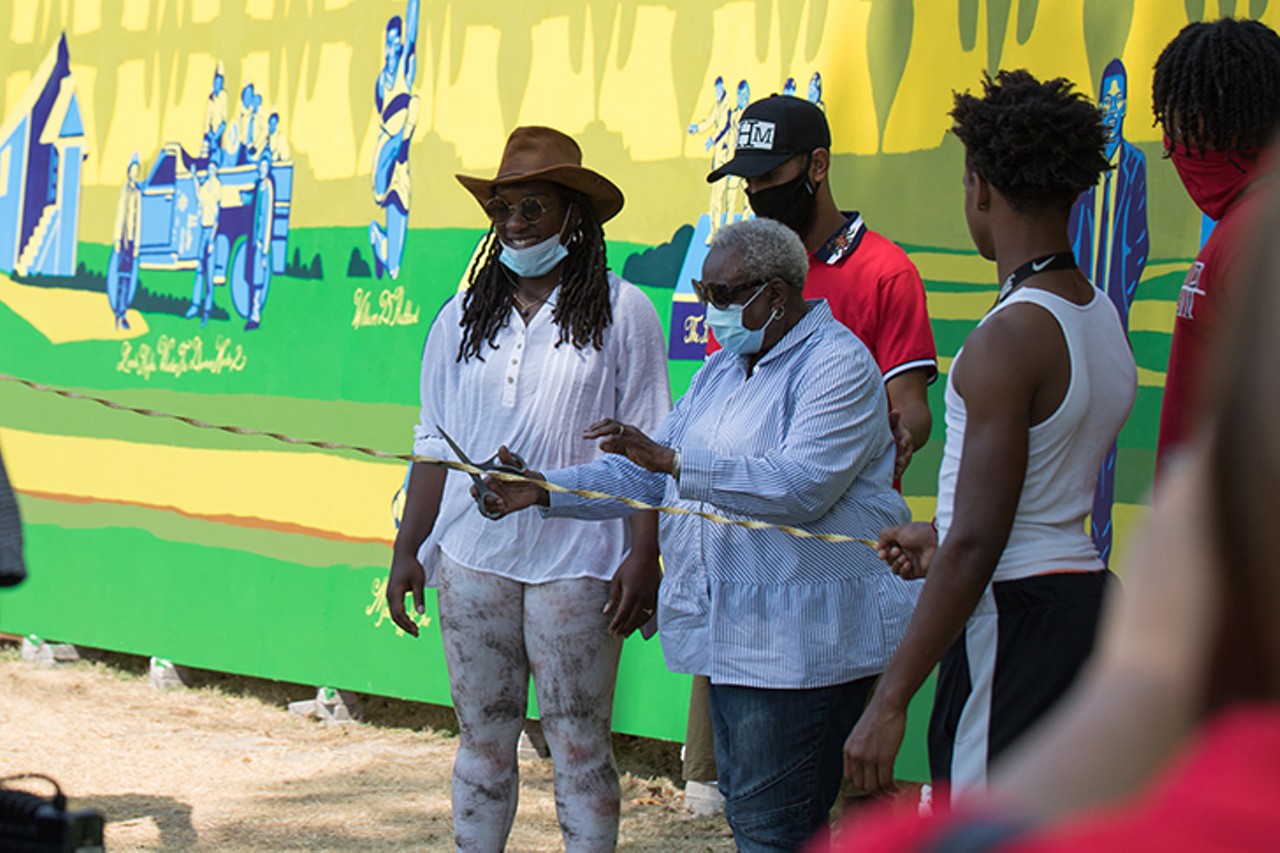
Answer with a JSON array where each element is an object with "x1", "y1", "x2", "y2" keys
[{"x1": 1166, "y1": 136, "x2": 1263, "y2": 221}]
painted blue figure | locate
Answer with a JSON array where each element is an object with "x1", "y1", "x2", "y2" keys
[
  {"x1": 782, "y1": 76, "x2": 797, "y2": 96},
  {"x1": 202, "y1": 61, "x2": 227, "y2": 163},
  {"x1": 225, "y1": 83, "x2": 263, "y2": 167},
  {"x1": 244, "y1": 156, "x2": 274, "y2": 331},
  {"x1": 369, "y1": 0, "x2": 420, "y2": 280},
  {"x1": 1067, "y1": 58, "x2": 1149, "y2": 565},
  {"x1": 689, "y1": 76, "x2": 736, "y2": 242},
  {"x1": 108, "y1": 154, "x2": 142, "y2": 329},
  {"x1": 264, "y1": 107, "x2": 290, "y2": 162},
  {"x1": 808, "y1": 72, "x2": 825, "y2": 111},
  {"x1": 725, "y1": 80, "x2": 753, "y2": 223},
  {"x1": 186, "y1": 160, "x2": 222, "y2": 325}
]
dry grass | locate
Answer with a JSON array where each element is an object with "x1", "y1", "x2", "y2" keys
[{"x1": 0, "y1": 643, "x2": 734, "y2": 851}]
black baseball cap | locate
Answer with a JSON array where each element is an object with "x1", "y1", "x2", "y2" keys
[{"x1": 706, "y1": 95, "x2": 831, "y2": 183}]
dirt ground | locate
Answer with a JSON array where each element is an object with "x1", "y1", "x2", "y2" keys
[{"x1": 0, "y1": 642, "x2": 736, "y2": 851}]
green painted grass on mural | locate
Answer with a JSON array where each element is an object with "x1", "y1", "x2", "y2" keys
[
  {"x1": 1135, "y1": 265, "x2": 1190, "y2": 302},
  {"x1": 1, "y1": 520, "x2": 695, "y2": 742}
]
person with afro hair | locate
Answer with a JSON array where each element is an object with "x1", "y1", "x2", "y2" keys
[
  {"x1": 842, "y1": 69, "x2": 1137, "y2": 808},
  {"x1": 1152, "y1": 18, "x2": 1280, "y2": 476}
]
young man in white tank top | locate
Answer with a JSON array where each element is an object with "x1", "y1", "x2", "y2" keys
[{"x1": 843, "y1": 70, "x2": 1137, "y2": 806}]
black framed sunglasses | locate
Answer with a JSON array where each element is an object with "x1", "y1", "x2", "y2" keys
[
  {"x1": 483, "y1": 195, "x2": 561, "y2": 225},
  {"x1": 691, "y1": 278, "x2": 770, "y2": 310}
]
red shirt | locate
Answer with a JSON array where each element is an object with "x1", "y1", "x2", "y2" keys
[
  {"x1": 1157, "y1": 187, "x2": 1268, "y2": 475},
  {"x1": 823, "y1": 704, "x2": 1280, "y2": 852},
  {"x1": 710, "y1": 214, "x2": 938, "y2": 384}
]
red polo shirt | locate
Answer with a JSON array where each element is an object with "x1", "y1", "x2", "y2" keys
[{"x1": 710, "y1": 213, "x2": 937, "y2": 384}]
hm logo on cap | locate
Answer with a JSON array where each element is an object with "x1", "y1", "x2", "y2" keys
[{"x1": 737, "y1": 119, "x2": 775, "y2": 151}]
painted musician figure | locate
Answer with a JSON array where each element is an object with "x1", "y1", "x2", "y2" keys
[
  {"x1": 386, "y1": 126, "x2": 670, "y2": 852},
  {"x1": 482, "y1": 217, "x2": 919, "y2": 853}
]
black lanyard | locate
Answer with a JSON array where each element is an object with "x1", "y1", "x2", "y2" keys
[{"x1": 997, "y1": 251, "x2": 1077, "y2": 303}]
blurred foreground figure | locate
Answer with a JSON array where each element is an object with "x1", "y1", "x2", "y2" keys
[{"x1": 0, "y1": 445, "x2": 25, "y2": 588}]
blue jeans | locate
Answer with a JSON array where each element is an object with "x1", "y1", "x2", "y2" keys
[{"x1": 708, "y1": 676, "x2": 877, "y2": 852}]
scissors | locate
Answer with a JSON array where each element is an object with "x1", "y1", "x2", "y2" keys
[{"x1": 436, "y1": 425, "x2": 528, "y2": 520}]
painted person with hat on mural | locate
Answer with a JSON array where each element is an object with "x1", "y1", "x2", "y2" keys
[
  {"x1": 683, "y1": 93, "x2": 940, "y2": 814},
  {"x1": 385, "y1": 126, "x2": 670, "y2": 852},
  {"x1": 480, "y1": 216, "x2": 921, "y2": 852}
]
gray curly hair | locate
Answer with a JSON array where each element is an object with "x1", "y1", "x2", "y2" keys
[{"x1": 708, "y1": 217, "x2": 810, "y2": 291}]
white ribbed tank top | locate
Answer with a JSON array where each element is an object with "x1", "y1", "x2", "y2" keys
[{"x1": 935, "y1": 287, "x2": 1137, "y2": 581}]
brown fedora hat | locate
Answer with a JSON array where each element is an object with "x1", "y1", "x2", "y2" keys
[{"x1": 456, "y1": 126, "x2": 624, "y2": 223}]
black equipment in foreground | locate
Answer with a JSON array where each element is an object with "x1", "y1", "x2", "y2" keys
[{"x1": 0, "y1": 775, "x2": 105, "y2": 852}]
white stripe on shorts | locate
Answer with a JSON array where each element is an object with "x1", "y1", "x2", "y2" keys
[{"x1": 950, "y1": 585, "x2": 998, "y2": 802}]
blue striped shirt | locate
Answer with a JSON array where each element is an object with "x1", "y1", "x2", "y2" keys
[{"x1": 546, "y1": 300, "x2": 920, "y2": 688}]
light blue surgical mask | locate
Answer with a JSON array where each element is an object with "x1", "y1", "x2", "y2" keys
[
  {"x1": 499, "y1": 233, "x2": 568, "y2": 278},
  {"x1": 704, "y1": 284, "x2": 780, "y2": 355},
  {"x1": 498, "y1": 211, "x2": 573, "y2": 278}
]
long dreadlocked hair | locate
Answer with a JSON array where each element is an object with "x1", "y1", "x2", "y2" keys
[
  {"x1": 950, "y1": 69, "x2": 1110, "y2": 215},
  {"x1": 456, "y1": 187, "x2": 612, "y2": 362},
  {"x1": 1153, "y1": 18, "x2": 1280, "y2": 154}
]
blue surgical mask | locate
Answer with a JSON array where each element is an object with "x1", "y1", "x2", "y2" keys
[
  {"x1": 499, "y1": 211, "x2": 572, "y2": 278},
  {"x1": 705, "y1": 285, "x2": 779, "y2": 355},
  {"x1": 499, "y1": 233, "x2": 567, "y2": 278}
]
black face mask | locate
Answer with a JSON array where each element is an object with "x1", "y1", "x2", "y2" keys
[{"x1": 746, "y1": 157, "x2": 818, "y2": 237}]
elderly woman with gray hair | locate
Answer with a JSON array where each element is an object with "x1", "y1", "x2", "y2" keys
[{"x1": 484, "y1": 217, "x2": 920, "y2": 852}]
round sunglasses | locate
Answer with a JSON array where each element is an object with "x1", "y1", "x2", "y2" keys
[{"x1": 483, "y1": 195, "x2": 562, "y2": 225}]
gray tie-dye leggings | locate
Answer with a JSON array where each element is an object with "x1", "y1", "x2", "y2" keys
[{"x1": 438, "y1": 552, "x2": 623, "y2": 852}]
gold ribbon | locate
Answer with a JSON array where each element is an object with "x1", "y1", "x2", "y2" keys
[{"x1": 0, "y1": 372, "x2": 878, "y2": 549}]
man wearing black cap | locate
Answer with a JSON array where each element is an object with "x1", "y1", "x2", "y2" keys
[
  {"x1": 682, "y1": 93, "x2": 937, "y2": 818},
  {"x1": 708, "y1": 95, "x2": 936, "y2": 476}
]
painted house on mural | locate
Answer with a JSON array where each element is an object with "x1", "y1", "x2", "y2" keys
[{"x1": 0, "y1": 34, "x2": 84, "y2": 278}]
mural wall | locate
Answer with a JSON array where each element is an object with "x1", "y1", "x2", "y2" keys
[{"x1": 0, "y1": 0, "x2": 1265, "y2": 774}]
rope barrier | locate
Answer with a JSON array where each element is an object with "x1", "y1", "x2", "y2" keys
[{"x1": 0, "y1": 372, "x2": 879, "y2": 549}]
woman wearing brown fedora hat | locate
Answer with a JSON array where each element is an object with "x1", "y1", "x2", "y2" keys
[{"x1": 386, "y1": 126, "x2": 671, "y2": 852}]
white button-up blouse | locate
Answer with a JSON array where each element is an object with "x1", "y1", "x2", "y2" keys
[{"x1": 413, "y1": 272, "x2": 671, "y2": 585}]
